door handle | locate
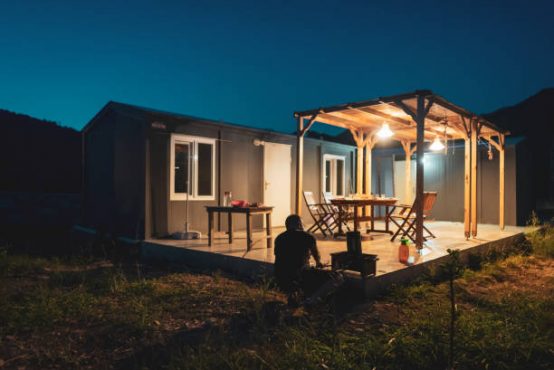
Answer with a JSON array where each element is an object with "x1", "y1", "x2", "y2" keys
[{"x1": 264, "y1": 181, "x2": 270, "y2": 190}]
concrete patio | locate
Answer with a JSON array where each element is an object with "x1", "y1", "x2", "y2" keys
[{"x1": 142, "y1": 221, "x2": 527, "y2": 296}]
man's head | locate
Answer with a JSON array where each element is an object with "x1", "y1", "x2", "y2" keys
[{"x1": 285, "y1": 214, "x2": 303, "y2": 231}]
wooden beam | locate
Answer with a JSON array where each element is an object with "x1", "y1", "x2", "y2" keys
[
  {"x1": 460, "y1": 116, "x2": 471, "y2": 137},
  {"x1": 353, "y1": 106, "x2": 413, "y2": 127},
  {"x1": 464, "y1": 138, "x2": 471, "y2": 239},
  {"x1": 318, "y1": 112, "x2": 360, "y2": 130},
  {"x1": 447, "y1": 119, "x2": 470, "y2": 138},
  {"x1": 481, "y1": 135, "x2": 502, "y2": 152},
  {"x1": 353, "y1": 104, "x2": 460, "y2": 138},
  {"x1": 394, "y1": 99, "x2": 417, "y2": 121},
  {"x1": 499, "y1": 134, "x2": 505, "y2": 230},
  {"x1": 295, "y1": 116, "x2": 304, "y2": 215},
  {"x1": 470, "y1": 119, "x2": 478, "y2": 237},
  {"x1": 300, "y1": 114, "x2": 318, "y2": 136},
  {"x1": 349, "y1": 127, "x2": 363, "y2": 147}
]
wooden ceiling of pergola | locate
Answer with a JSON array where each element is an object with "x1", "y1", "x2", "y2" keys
[{"x1": 294, "y1": 90, "x2": 509, "y2": 142}]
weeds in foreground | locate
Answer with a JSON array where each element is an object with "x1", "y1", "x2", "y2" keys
[
  {"x1": 1, "y1": 224, "x2": 553, "y2": 369},
  {"x1": 527, "y1": 221, "x2": 554, "y2": 257}
]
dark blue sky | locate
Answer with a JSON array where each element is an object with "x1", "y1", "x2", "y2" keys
[{"x1": 1, "y1": 0, "x2": 553, "y2": 133}]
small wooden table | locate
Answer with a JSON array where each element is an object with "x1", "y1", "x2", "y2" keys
[
  {"x1": 330, "y1": 197, "x2": 398, "y2": 236},
  {"x1": 205, "y1": 206, "x2": 273, "y2": 251}
]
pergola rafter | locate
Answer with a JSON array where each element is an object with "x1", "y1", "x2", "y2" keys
[{"x1": 294, "y1": 90, "x2": 509, "y2": 248}]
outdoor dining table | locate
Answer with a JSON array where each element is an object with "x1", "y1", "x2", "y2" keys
[
  {"x1": 205, "y1": 206, "x2": 273, "y2": 251},
  {"x1": 330, "y1": 197, "x2": 398, "y2": 236}
]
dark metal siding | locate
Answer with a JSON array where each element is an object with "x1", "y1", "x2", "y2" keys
[
  {"x1": 83, "y1": 111, "x2": 115, "y2": 232},
  {"x1": 378, "y1": 142, "x2": 520, "y2": 225},
  {"x1": 113, "y1": 112, "x2": 146, "y2": 239}
]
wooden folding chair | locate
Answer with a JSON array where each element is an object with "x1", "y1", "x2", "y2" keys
[
  {"x1": 389, "y1": 191, "x2": 437, "y2": 243},
  {"x1": 303, "y1": 191, "x2": 335, "y2": 236},
  {"x1": 322, "y1": 192, "x2": 352, "y2": 232}
]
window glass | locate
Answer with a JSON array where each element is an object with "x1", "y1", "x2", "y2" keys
[
  {"x1": 197, "y1": 142, "x2": 213, "y2": 196},
  {"x1": 171, "y1": 135, "x2": 216, "y2": 201},
  {"x1": 323, "y1": 155, "x2": 346, "y2": 197},
  {"x1": 174, "y1": 143, "x2": 190, "y2": 194}
]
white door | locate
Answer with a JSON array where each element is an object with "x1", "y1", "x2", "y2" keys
[{"x1": 263, "y1": 142, "x2": 292, "y2": 227}]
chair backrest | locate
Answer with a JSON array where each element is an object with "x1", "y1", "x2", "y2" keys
[
  {"x1": 303, "y1": 191, "x2": 316, "y2": 206},
  {"x1": 322, "y1": 192, "x2": 333, "y2": 204},
  {"x1": 422, "y1": 191, "x2": 438, "y2": 214},
  {"x1": 410, "y1": 191, "x2": 437, "y2": 215},
  {"x1": 303, "y1": 191, "x2": 324, "y2": 216}
]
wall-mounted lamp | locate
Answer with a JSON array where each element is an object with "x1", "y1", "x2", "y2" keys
[{"x1": 253, "y1": 139, "x2": 266, "y2": 146}]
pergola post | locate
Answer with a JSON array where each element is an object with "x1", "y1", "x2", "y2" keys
[
  {"x1": 499, "y1": 134, "x2": 505, "y2": 230},
  {"x1": 414, "y1": 96, "x2": 426, "y2": 249},
  {"x1": 470, "y1": 120, "x2": 479, "y2": 237},
  {"x1": 364, "y1": 135, "x2": 376, "y2": 215},
  {"x1": 348, "y1": 128, "x2": 365, "y2": 195},
  {"x1": 356, "y1": 141, "x2": 364, "y2": 195},
  {"x1": 401, "y1": 141, "x2": 416, "y2": 204},
  {"x1": 294, "y1": 114, "x2": 318, "y2": 215},
  {"x1": 295, "y1": 116, "x2": 304, "y2": 215},
  {"x1": 464, "y1": 137, "x2": 471, "y2": 238},
  {"x1": 396, "y1": 93, "x2": 433, "y2": 249}
]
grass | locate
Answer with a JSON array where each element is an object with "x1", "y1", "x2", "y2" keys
[{"x1": 0, "y1": 225, "x2": 553, "y2": 369}]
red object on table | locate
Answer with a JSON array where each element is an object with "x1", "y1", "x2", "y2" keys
[{"x1": 231, "y1": 200, "x2": 249, "y2": 207}]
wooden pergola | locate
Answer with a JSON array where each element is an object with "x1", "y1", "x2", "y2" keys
[{"x1": 294, "y1": 90, "x2": 509, "y2": 248}]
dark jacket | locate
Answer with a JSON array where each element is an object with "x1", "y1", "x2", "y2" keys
[{"x1": 274, "y1": 230, "x2": 320, "y2": 292}]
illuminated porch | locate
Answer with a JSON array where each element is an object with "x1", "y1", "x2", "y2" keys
[{"x1": 294, "y1": 90, "x2": 510, "y2": 249}]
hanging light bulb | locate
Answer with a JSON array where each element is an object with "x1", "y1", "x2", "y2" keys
[
  {"x1": 377, "y1": 122, "x2": 394, "y2": 139},
  {"x1": 430, "y1": 136, "x2": 445, "y2": 151}
]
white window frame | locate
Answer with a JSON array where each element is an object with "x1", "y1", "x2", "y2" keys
[
  {"x1": 322, "y1": 154, "x2": 346, "y2": 197},
  {"x1": 170, "y1": 134, "x2": 216, "y2": 201}
]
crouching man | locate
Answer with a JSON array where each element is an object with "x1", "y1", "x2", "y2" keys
[{"x1": 274, "y1": 214, "x2": 343, "y2": 307}]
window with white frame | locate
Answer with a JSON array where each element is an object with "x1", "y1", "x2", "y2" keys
[
  {"x1": 323, "y1": 154, "x2": 346, "y2": 197},
  {"x1": 170, "y1": 134, "x2": 216, "y2": 201}
]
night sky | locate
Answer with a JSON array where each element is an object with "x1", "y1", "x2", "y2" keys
[{"x1": 1, "y1": 0, "x2": 553, "y2": 133}]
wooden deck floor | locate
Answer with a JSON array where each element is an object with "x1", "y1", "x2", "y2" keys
[{"x1": 143, "y1": 221, "x2": 526, "y2": 282}]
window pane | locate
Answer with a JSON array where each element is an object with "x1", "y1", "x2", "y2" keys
[
  {"x1": 336, "y1": 159, "x2": 344, "y2": 195},
  {"x1": 174, "y1": 143, "x2": 189, "y2": 193},
  {"x1": 197, "y1": 143, "x2": 213, "y2": 196},
  {"x1": 325, "y1": 160, "x2": 331, "y2": 192}
]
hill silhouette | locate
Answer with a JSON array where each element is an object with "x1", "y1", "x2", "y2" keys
[
  {"x1": 0, "y1": 110, "x2": 81, "y2": 193},
  {"x1": 484, "y1": 88, "x2": 554, "y2": 203}
]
